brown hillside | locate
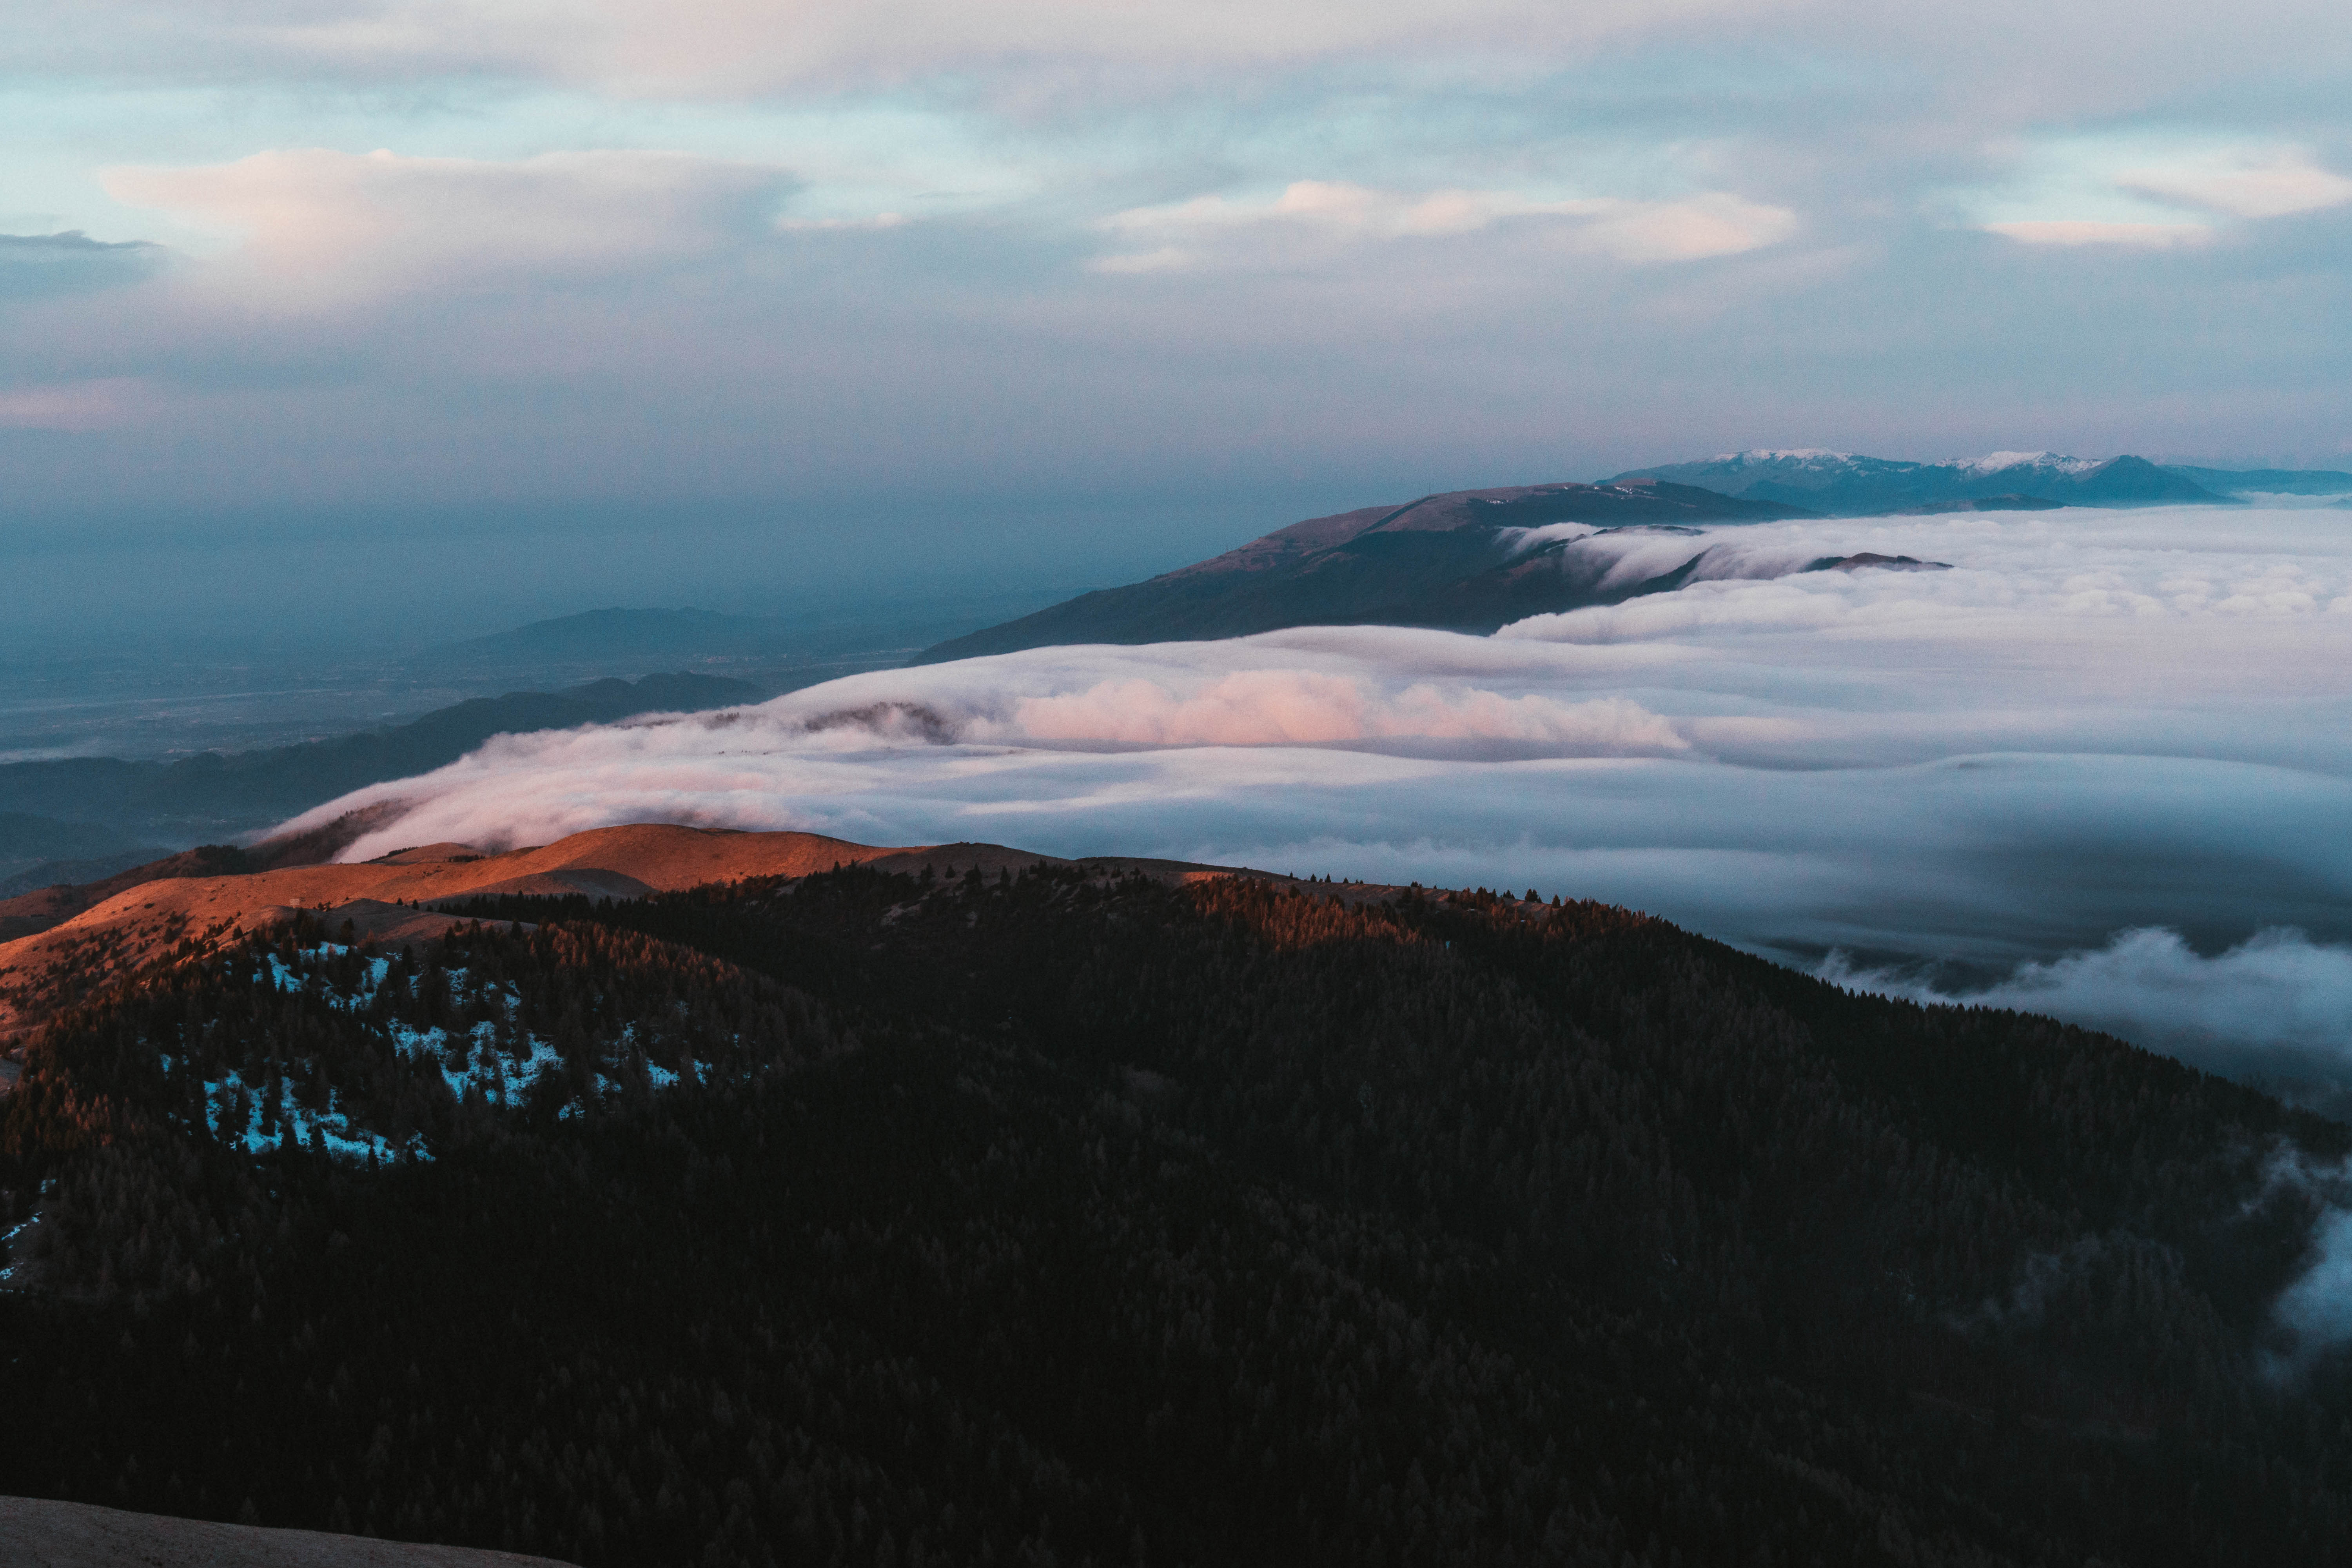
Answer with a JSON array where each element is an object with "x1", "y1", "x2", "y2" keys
[
  {"x1": 0, "y1": 825, "x2": 892, "y2": 1040},
  {"x1": 0, "y1": 805, "x2": 407, "y2": 943},
  {"x1": 0, "y1": 846, "x2": 258, "y2": 943},
  {"x1": 0, "y1": 821, "x2": 1379, "y2": 1045},
  {"x1": 0, "y1": 824, "x2": 1334, "y2": 1043}
]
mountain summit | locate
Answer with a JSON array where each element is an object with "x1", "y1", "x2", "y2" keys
[{"x1": 1608, "y1": 450, "x2": 2229, "y2": 512}]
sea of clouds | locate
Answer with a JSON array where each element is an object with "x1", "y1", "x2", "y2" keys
[{"x1": 275, "y1": 503, "x2": 2352, "y2": 1102}]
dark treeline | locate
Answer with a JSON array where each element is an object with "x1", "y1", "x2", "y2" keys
[{"x1": 3, "y1": 862, "x2": 2350, "y2": 1566}]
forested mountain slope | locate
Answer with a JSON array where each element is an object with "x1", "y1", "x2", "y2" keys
[{"x1": 3, "y1": 860, "x2": 2349, "y2": 1567}]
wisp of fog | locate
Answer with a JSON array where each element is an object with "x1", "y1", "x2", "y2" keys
[{"x1": 274, "y1": 504, "x2": 2352, "y2": 1102}]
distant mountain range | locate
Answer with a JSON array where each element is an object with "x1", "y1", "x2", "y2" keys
[
  {"x1": 1608, "y1": 450, "x2": 2220, "y2": 512},
  {"x1": 427, "y1": 593, "x2": 1085, "y2": 676},
  {"x1": 2162, "y1": 464, "x2": 2352, "y2": 496},
  {"x1": 448, "y1": 606, "x2": 797, "y2": 662},
  {"x1": 918, "y1": 480, "x2": 1817, "y2": 661},
  {"x1": 1609, "y1": 449, "x2": 2352, "y2": 513},
  {"x1": 920, "y1": 452, "x2": 2347, "y2": 661}
]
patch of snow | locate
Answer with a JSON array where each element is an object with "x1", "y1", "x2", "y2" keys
[
  {"x1": 387, "y1": 1018, "x2": 563, "y2": 1111},
  {"x1": 0, "y1": 1213, "x2": 36, "y2": 1287},
  {"x1": 204, "y1": 1067, "x2": 414, "y2": 1163},
  {"x1": 180, "y1": 937, "x2": 743, "y2": 1167},
  {"x1": 1951, "y1": 451, "x2": 2105, "y2": 477}
]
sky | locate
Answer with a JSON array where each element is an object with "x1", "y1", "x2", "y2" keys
[
  {"x1": 3, "y1": 0, "x2": 2351, "y2": 646},
  {"x1": 276, "y1": 502, "x2": 2352, "y2": 1111}
]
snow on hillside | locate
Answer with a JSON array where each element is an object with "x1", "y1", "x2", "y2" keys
[{"x1": 195, "y1": 940, "x2": 724, "y2": 1164}]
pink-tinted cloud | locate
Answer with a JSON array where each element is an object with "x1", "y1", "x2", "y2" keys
[
  {"x1": 1010, "y1": 671, "x2": 1688, "y2": 749},
  {"x1": 103, "y1": 148, "x2": 793, "y2": 302},
  {"x1": 1096, "y1": 181, "x2": 1797, "y2": 271}
]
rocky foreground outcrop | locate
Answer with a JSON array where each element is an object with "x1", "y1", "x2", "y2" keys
[{"x1": 0, "y1": 1497, "x2": 568, "y2": 1567}]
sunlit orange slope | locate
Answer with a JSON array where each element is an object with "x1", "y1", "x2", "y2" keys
[{"x1": 0, "y1": 825, "x2": 1067, "y2": 1041}]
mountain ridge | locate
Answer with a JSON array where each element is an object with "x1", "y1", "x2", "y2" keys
[
  {"x1": 1608, "y1": 449, "x2": 2233, "y2": 512},
  {"x1": 0, "y1": 821, "x2": 1308, "y2": 1040},
  {"x1": 917, "y1": 479, "x2": 1817, "y2": 661},
  {"x1": 914, "y1": 451, "x2": 2287, "y2": 664}
]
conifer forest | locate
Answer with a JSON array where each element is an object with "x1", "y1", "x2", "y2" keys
[{"x1": 4, "y1": 862, "x2": 2350, "y2": 1566}]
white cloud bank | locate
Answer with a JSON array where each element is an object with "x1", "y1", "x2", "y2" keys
[
  {"x1": 1978, "y1": 143, "x2": 2352, "y2": 248},
  {"x1": 2122, "y1": 149, "x2": 2352, "y2": 221},
  {"x1": 274, "y1": 503, "x2": 2352, "y2": 1087}
]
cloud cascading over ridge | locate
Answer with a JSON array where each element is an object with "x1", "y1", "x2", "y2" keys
[{"x1": 271, "y1": 503, "x2": 2352, "y2": 1097}]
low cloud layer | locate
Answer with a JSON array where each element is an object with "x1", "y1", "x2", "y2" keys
[{"x1": 271, "y1": 503, "x2": 2352, "y2": 1094}]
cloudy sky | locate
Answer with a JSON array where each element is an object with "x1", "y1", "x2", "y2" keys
[{"x1": 4, "y1": 1, "x2": 2350, "y2": 643}]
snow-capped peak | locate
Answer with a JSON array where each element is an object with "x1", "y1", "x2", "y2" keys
[
  {"x1": 1951, "y1": 451, "x2": 2105, "y2": 476},
  {"x1": 1707, "y1": 448, "x2": 1855, "y2": 465}
]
